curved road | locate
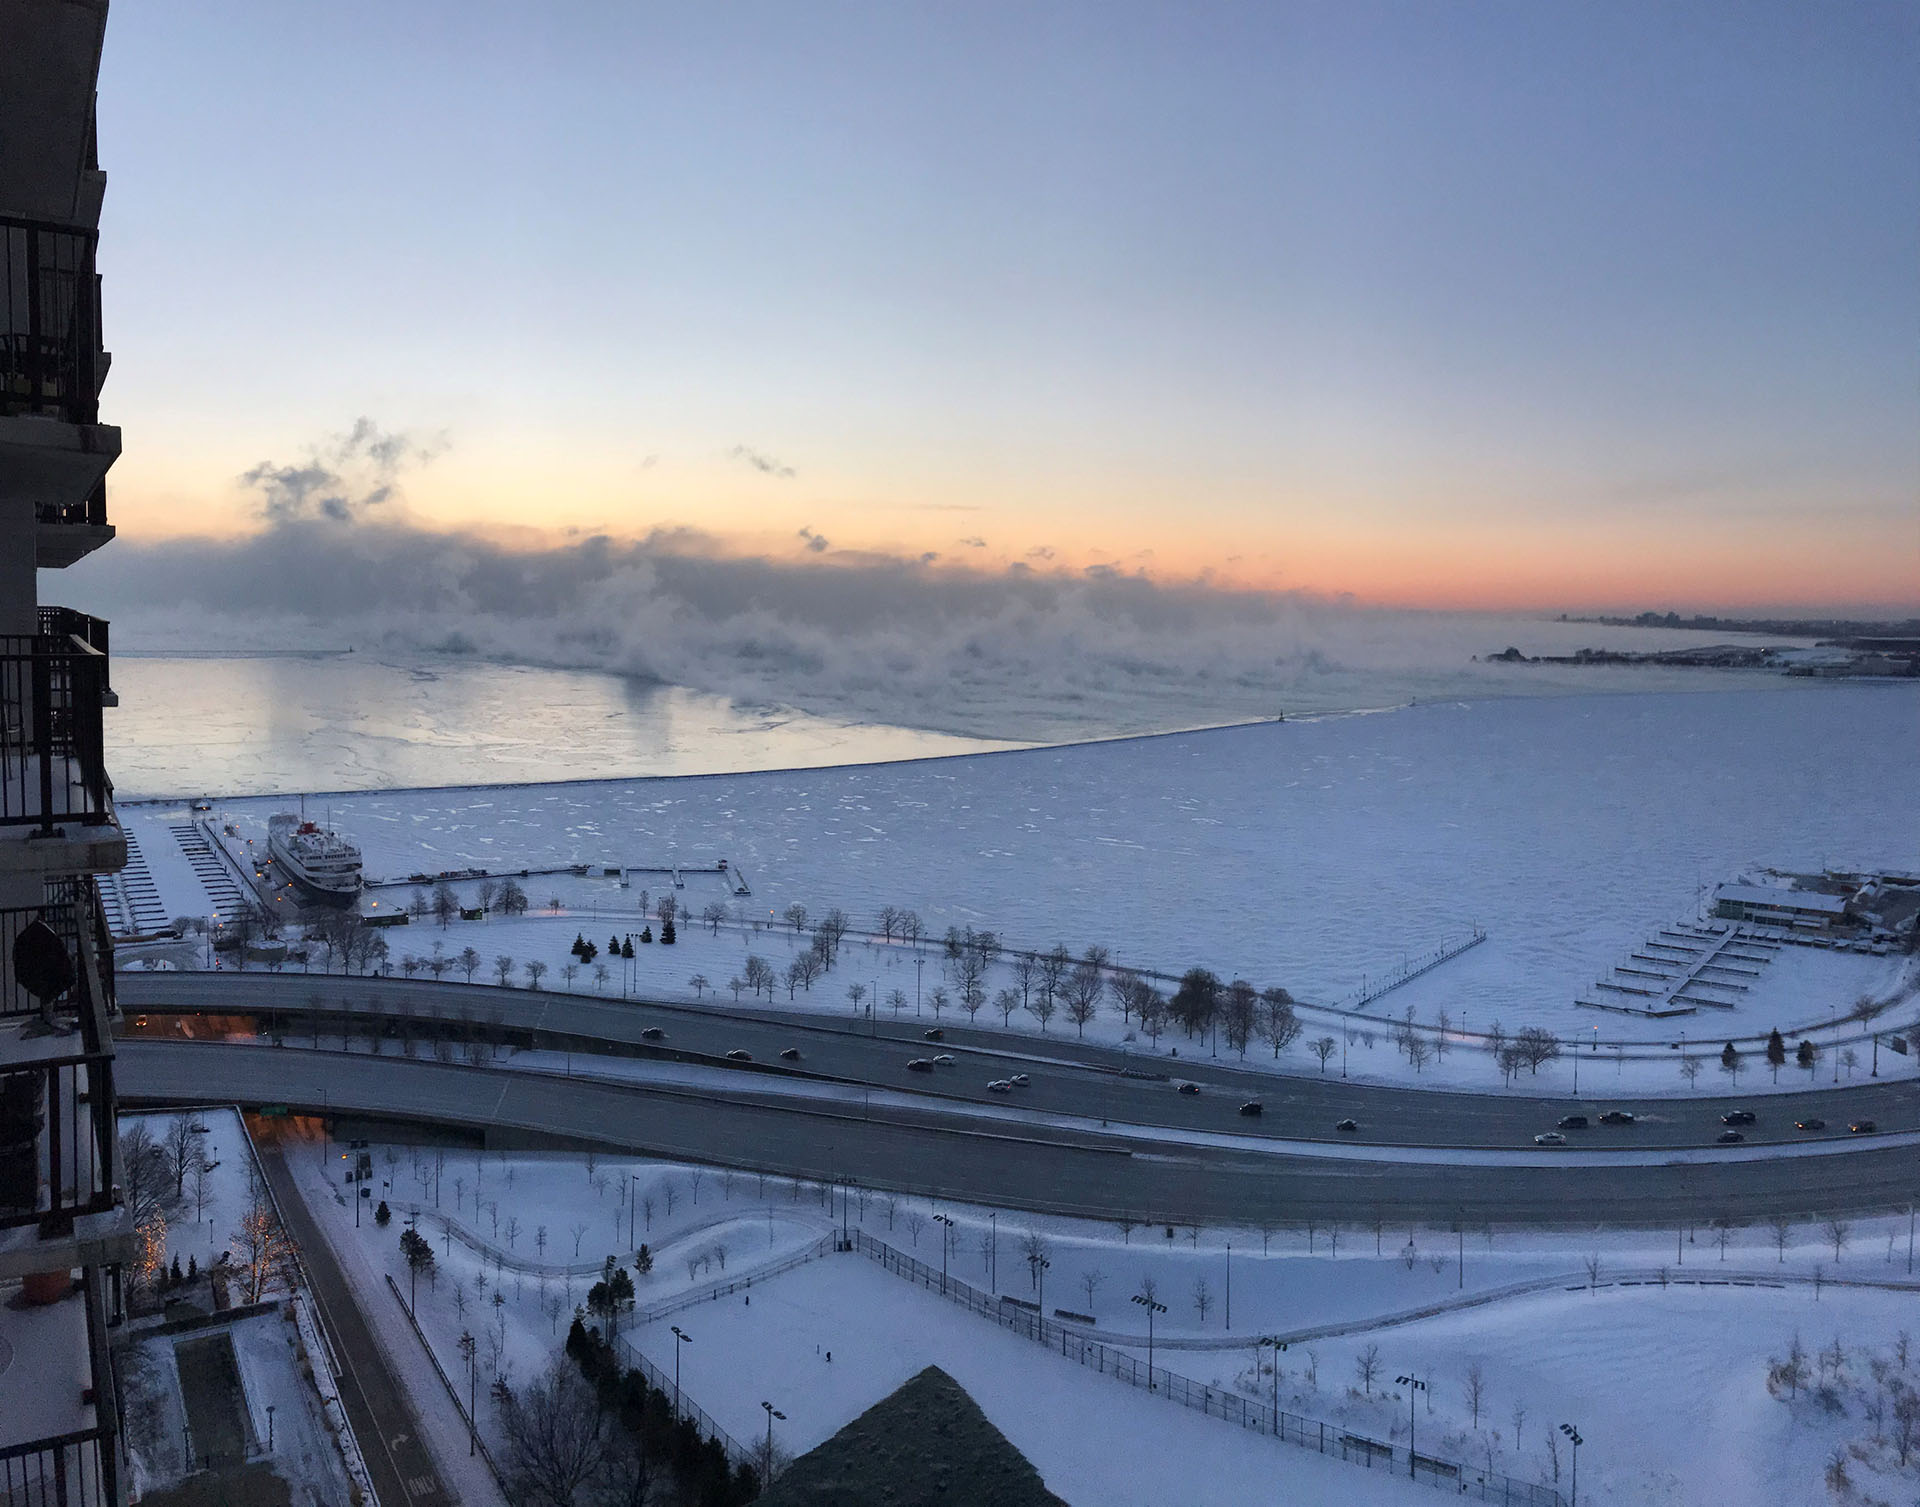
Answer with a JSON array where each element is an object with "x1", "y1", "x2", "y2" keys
[
  {"x1": 120, "y1": 971, "x2": 1914, "y2": 1151},
  {"x1": 116, "y1": 1035, "x2": 1920, "y2": 1225}
]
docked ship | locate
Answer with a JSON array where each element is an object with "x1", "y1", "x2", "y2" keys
[{"x1": 267, "y1": 812, "x2": 364, "y2": 907}]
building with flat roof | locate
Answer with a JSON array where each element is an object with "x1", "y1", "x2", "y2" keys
[
  {"x1": 1712, "y1": 882, "x2": 1852, "y2": 933},
  {"x1": 1, "y1": 2, "x2": 135, "y2": 1502}
]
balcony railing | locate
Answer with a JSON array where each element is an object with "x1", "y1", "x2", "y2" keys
[
  {"x1": 1, "y1": 877, "x2": 119, "y2": 1237},
  {"x1": 36, "y1": 611, "x2": 111, "y2": 702},
  {"x1": 35, "y1": 481, "x2": 110, "y2": 529},
  {"x1": 1, "y1": 216, "x2": 101, "y2": 426},
  {"x1": 0, "y1": 635, "x2": 111, "y2": 834},
  {"x1": 0, "y1": 1270, "x2": 122, "y2": 1507}
]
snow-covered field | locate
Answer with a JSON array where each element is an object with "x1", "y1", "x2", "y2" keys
[
  {"x1": 282, "y1": 1130, "x2": 1920, "y2": 1506},
  {"x1": 121, "y1": 686, "x2": 1919, "y2": 1058}
]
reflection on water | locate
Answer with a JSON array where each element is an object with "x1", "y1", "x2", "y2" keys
[{"x1": 111, "y1": 654, "x2": 1015, "y2": 797}]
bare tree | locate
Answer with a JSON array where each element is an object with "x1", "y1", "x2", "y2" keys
[
  {"x1": 1080, "y1": 1268, "x2": 1108, "y2": 1312},
  {"x1": 1025, "y1": 989, "x2": 1056, "y2": 1033},
  {"x1": 1825, "y1": 1218, "x2": 1851, "y2": 1263},
  {"x1": 498, "y1": 1359, "x2": 616, "y2": 1507},
  {"x1": 163, "y1": 1115, "x2": 205, "y2": 1200},
  {"x1": 1583, "y1": 1252, "x2": 1601, "y2": 1290},
  {"x1": 1355, "y1": 1343, "x2": 1381, "y2": 1396},
  {"x1": 1191, "y1": 1276, "x2": 1214, "y2": 1324},
  {"x1": 1064, "y1": 964, "x2": 1104, "y2": 1038},
  {"x1": 494, "y1": 954, "x2": 515, "y2": 986},
  {"x1": 229, "y1": 1165, "x2": 294, "y2": 1304},
  {"x1": 1312, "y1": 1036, "x2": 1337, "y2": 1074},
  {"x1": 570, "y1": 1220, "x2": 589, "y2": 1258},
  {"x1": 1465, "y1": 1361, "x2": 1486, "y2": 1429},
  {"x1": 903, "y1": 1209, "x2": 926, "y2": 1248},
  {"x1": 1679, "y1": 1056, "x2": 1702, "y2": 1087},
  {"x1": 1259, "y1": 988, "x2": 1301, "y2": 1057},
  {"x1": 783, "y1": 903, "x2": 808, "y2": 934}
]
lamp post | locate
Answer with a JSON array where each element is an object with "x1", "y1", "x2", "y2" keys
[
  {"x1": 1259, "y1": 1336, "x2": 1287, "y2": 1433},
  {"x1": 266, "y1": 1404, "x2": 276, "y2": 1453},
  {"x1": 1224, "y1": 1241, "x2": 1231, "y2": 1330},
  {"x1": 1035, "y1": 1255, "x2": 1050, "y2": 1320},
  {"x1": 1559, "y1": 1422, "x2": 1582, "y2": 1506},
  {"x1": 671, "y1": 1325, "x2": 692, "y2": 1420},
  {"x1": 1131, "y1": 1292, "x2": 1166, "y2": 1388},
  {"x1": 933, "y1": 1213, "x2": 955, "y2": 1294},
  {"x1": 761, "y1": 1400, "x2": 786, "y2": 1476},
  {"x1": 629, "y1": 1173, "x2": 640, "y2": 1249},
  {"x1": 915, "y1": 955, "x2": 924, "y2": 1014},
  {"x1": 988, "y1": 1210, "x2": 997, "y2": 1291},
  {"x1": 1394, "y1": 1373, "x2": 1426, "y2": 1476}
]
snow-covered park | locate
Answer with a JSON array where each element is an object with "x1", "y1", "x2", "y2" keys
[{"x1": 274, "y1": 1124, "x2": 1920, "y2": 1507}]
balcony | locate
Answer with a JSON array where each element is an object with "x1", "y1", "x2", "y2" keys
[
  {"x1": 0, "y1": 1264, "x2": 124, "y2": 1507},
  {"x1": 1, "y1": 876, "x2": 130, "y2": 1279},
  {"x1": 37, "y1": 609, "x2": 113, "y2": 707},
  {"x1": 36, "y1": 483, "x2": 113, "y2": 569},
  {"x1": 1, "y1": 215, "x2": 118, "y2": 519},
  {"x1": 0, "y1": 634, "x2": 122, "y2": 878}
]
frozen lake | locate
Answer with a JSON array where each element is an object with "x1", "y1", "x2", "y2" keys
[{"x1": 152, "y1": 683, "x2": 1919, "y2": 1036}]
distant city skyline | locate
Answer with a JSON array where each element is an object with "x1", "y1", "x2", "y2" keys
[{"x1": 91, "y1": 1, "x2": 1918, "y2": 612}]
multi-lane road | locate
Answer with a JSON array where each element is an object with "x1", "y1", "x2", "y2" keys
[{"x1": 118, "y1": 971, "x2": 1914, "y2": 1152}]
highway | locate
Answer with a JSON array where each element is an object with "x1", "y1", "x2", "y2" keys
[
  {"x1": 116, "y1": 1037, "x2": 1920, "y2": 1226},
  {"x1": 119, "y1": 971, "x2": 1916, "y2": 1152}
]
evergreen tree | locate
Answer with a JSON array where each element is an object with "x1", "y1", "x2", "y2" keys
[
  {"x1": 1721, "y1": 1041, "x2": 1739, "y2": 1070},
  {"x1": 633, "y1": 1243, "x2": 653, "y2": 1278},
  {"x1": 1797, "y1": 1039, "x2": 1818, "y2": 1075},
  {"x1": 1766, "y1": 1029, "x2": 1787, "y2": 1081},
  {"x1": 375, "y1": 1198, "x2": 392, "y2": 1226},
  {"x1": 169, "y1": 1254, "x2": 183, "y2": 1286},
  {"x1": 621, "y1": 937, "x2": 635, "y2": 960},
  {"x1": 640, "y1": 926, "x2": 653, "y2": 944},
  {"x1": 187, "y1": 1254, "x2": 197, "y2": 1280},
  {"x1": 661, "y1": 920, "x2": 677, "y2": 945}
]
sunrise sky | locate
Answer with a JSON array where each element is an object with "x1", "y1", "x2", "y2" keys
[{"x1": 92, "y1": 1, "x2": 1918, "y2": 612}]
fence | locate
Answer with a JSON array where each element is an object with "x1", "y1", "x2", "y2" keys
[
  {"x1": 615, "y1": 1334, "x2": 756, "y2": 1471},
  {"x1": 384, "y1": 1274, "x2": 507, "y2": 1490},
  {"x1": 636, "y1": 1234, "x2": 836, "y2": 1323},
  {"x1": 851, "y1": 1231, "x2": 1563, "y2": 1507},
  {"x1": 0, "y1": 632, "x2": 111, "y2": 832},
  {"x1": 1, "y1": 214, "x2": 102, "y2": 425}
]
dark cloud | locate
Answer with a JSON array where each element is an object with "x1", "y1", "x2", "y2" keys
[
  {"x1": 958, "y1": 536, "x2": 987, "y2": 549},
  {"x1": 728, "y1": 444, "x2": 796, "y2": 479},
  {"x1": 239, "y1": 417, "x2": 444, "y2": 524},
  {"x1": 798, "y1": 526, "x2": 830, "y2": 553}
]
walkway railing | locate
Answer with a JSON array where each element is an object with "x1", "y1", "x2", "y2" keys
[
  {"x1": 850, "y1": 1230, "x2": 1562, "y2": 1507},
  {"x1": 615, "y1": 1335, "x2": 755, "y2": 1471},
  {"x1": 636, "y1": 1234, "x2": 835, "y2": 1323}
]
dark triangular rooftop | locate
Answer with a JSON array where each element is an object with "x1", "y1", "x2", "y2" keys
[{"x1": 757, "y1": 1365, "x2": 1067, "y2": 1507}]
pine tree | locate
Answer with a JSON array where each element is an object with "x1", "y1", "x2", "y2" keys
[
  {"x1": 661, "y1": 920, "x2": 677, "y2": 945},
  {"x1": 169, "y1": 1254, "x2": 183, "y2": 1285},
  {"x1": 1766, "y1": 1029, "x2": 1787, "y2": 1081},
  {"x1": 640, "y1": 926, "x2": 653, "y2": 944},
  {"x1": 633, "y1": 1243, "x2": 653, "y2": 1277},
  {"x1": 187, "y1": 1254, "x2": 197, "y2": 1280},
  {"x1": 1721, "y1": 1041, "x2": 1739, "y2": 1070},
  {"x1": 375, "y1": 1199, "x2": 392, "y2": 1226}
]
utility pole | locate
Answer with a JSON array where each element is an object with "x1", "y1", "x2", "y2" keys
[
  {"x1": 671, "y1": 1326, "x2": 692, "y2": 1421},
  {"x1": 1396, "y1": 1374, "x2": 1426, "y2": 1477},
  {"x1": 1131, "y1": 1291, "x2": 1166, "y2": 1388},
  {"x1": 1559, "y1": 1423, "x2": 1583, "y2": 1507}
]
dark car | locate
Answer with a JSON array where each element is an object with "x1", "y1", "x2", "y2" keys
[
  {"x1": 1335, "y1": 1118, "x2": 1359, "y2": 1133},
  {"x1": 1849, "y1": 1119, "x2": 1877, "y2": 1134},
  {"x1": 906, "y1": 1058, "x2": 934, "y2": 1073},
  {"x1": 1238, "y1": 1101, "x2": 1263, "y2": 1117},
  {"x1": 779, "y1": 1047, "x2": 801, "y2": 1061},
  {"x1": 640, "y1": 1026, "x2": 665, "y2": 1041},
  {"x1": 1795, "y1": 1117, "x2": 1826, "y2": 1132},
  {"x1": 1598, "y1": 1111, "x2": 1636, "y2": 1125},
  {"x1": 1176, "y1": 1081, "x2": 1201, "y2": 1095},
  {"x1": 924, "y1": 1028, "x2": 945, "y2": 1042},
  {"x1": 725, "y1": 1049, "x2": 752, "y2": 1062},
  {"x1": 1721, "y1": 1110, "x2": 1755, "y2": 1126},
  {"x1": 1718, "y1": 1129, "x2": 1745, "y2": 1144},
  {"x1": 1557, "y1": 1114, "x2": 1589, "y2": 1129}
]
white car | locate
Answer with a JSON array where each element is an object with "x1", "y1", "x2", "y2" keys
[
  {"x1": 987, "y1": 1080, "x2": 1012, "y2": 1093},
  {"x1": 1533, "y1": 1131, "x2": 1567, "y2": 1147},
  {"x1": 932, "y1": 1053, "x2": 955, "y2": 1065},
  {"x1": 1009, "y1": 1073, "x2": 1031, "y2": 1086}
]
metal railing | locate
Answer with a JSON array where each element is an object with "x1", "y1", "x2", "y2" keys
[
  {"x1": 0, "y1": 1268, "x2": 121, "y2": 1507},
  {"x1": 0, "y1": 633, "x2": 111, "y2": 832},
  {"x1": 1, "y1": 877, "x2": 120, "y2": 1234},
  {"x1": 615, "y1": 1335, "x2": 756, "y2": 1472},
  {"x1": 851, "y1": 1231, "x2": 1564, "y2": 1507},
  {"x1": 1, "y1": 215, "x2": 101, "y2": 425},
  {"x1": 635, "y1": 1234, "x2": 836, "y2": 1323},
  {"x1": 35, "y1": 481, "x2": 109, "y2": 530},
  {"x1": 37, "y1": 609, "x2": 110, "y2": 695}
]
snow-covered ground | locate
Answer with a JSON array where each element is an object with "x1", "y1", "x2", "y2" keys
[
  {"x1": 280, "y1": 1129, "x2": 1920, "y2": 1506},
  {"x1": 119, "y1": 687, "x2": 1919, "y2": 1063}
]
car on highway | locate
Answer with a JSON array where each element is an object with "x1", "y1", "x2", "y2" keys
[
  {"x1": 1598, "y1": 1111, "x2": 1636, "y2": 1125},
  {"x1": 1176, "y1": 1081, "x2": 1200, "y2": 1095},
  {"x1": 640, "y1": 1026, "x2": 665, "y2": 1041},
  {"x1": 1795, "y1": 1118, "x2": 1827, "y2": 1132},
  {"x1": 1009, "y1": 1073, "x2": 1030, "y2": 1087},
  {"x1": 932, "y1": 1053, "x2": 955, "y2": 1065},
  {"x1": 923, "y1": 1029, "x2": 945, "y2": 1041},
  {"x1": 1238, "y1": 1101, "x2": 1263, "y2": 1117},
  {"x1": 1335, "y1": 1118, "x2": 1359, "y2": 1133},
  {"x1": 1718, "y1": 1130, "x2": 1746, "y2": 1144},
  {"x1": 906, "y1": 1058, "x2": 934, "y2": 1073},
  {"x1": 1849, "y1": 1119, "x2": 1877, "y2": 1134},
  {"x1": 987, "y1": 1080, "x2": 1012, "y2": 1093},
  {"x1": 1721, "y1": 1110, "x2": 1755, "y2": 1126},
  {"x1": 1533, "y1": 1132, "x2": 1567, "y2": 1146},
  {"x1": 725, "y1": 1049, "x2": 752, "y2": 1062},
  {"x1": 1557, "y1": 1114, "x2": 1589, "y2": 1129},
  {"x1": 779, "y1": 1048, "x2": 801, "y2": 1061}
]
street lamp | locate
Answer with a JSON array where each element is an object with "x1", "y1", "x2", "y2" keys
[
  {"x1": 1559, "y1": 1422, "x2": 1582, "y2": 1505},
  {"x1": 933, "y1": 1214, "x2": 955, "y2": 1294},
  {"x1": 266, "y1": 1404, "x2": 276, "y2": 1453},
  {"x1": 671, "y1": 1325, "x2": 693, "y2": 1420},
  {"x1": 988, "y1": 1211, "x2": 997, "y2": 1291},
  {"x1": 629, "y1": 1173, "x2": 640, "y2": 1248},
  {"x1": 761, "y1": 1400, "x2": 786, "y2": 1474},
  {"x1": 458, "y1": 1331, "x2": 477, "y2": 1455},
  {"x1": 1131, "y1": 1292, "x2": 1167, "y2": 1388},
  {"x1": 1034, "y1": 1255, "x2": 1050, "y2": 1319},
  {"x1": 1395, "y1": 1374, "x2": 1426, "y2": 1477},
  {"x1": 1258, "y1": 1336, "x2": 1287, "y2": 1433}
]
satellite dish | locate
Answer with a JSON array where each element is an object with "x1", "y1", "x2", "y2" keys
[{"x1": 12, "y1": 919, "x2": 74, "y2": 1004}]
